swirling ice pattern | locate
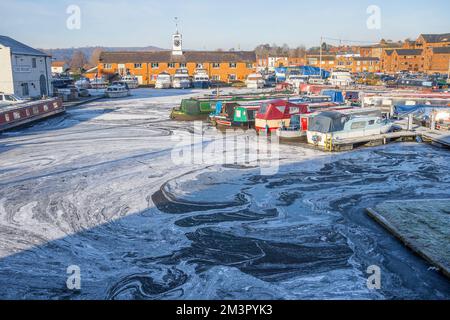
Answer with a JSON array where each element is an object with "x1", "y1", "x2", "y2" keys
[{"x1": 0, "y1": 89, "x2": 449, "y2": 300}]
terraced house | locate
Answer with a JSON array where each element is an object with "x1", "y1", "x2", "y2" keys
[{"x1": 98, "y1": 31, "x2": 256, "y2": 85}]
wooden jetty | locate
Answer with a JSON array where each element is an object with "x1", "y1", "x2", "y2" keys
[
  {"x1": 367, "y1": 200, "x2": 450, "y2": 279},
  {"x1": 320, "y1": 131, "x2": 419, "y2": 152},
  {"x1": 422, "y1": 131, "x2": 450, "y2": 148}
]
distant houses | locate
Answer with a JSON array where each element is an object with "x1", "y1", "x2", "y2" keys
[
  {"x1": 0, "y1": 35, "x2": 53, "y2": 98},
  {"x1": 51, "y1": 61, "x2": 69, "y2": 75}
]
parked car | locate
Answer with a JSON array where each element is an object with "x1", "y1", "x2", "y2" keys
[{"x1": 0, "y1": 93, "x2": 26, "y2": 106}]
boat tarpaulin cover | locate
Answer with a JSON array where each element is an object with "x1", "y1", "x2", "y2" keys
[
  {"x1": 275, "y1": 66, "x2": 331, "y2": 79},
  {"x1": 322, "y1": 90, "x2": 345, "y2": 104},
  {"x1": 308, "y1": 111, "x2": 347, "y2": 133},
  {"x1": 394, "y1": 104, "x2": 450, "y2": 115}
]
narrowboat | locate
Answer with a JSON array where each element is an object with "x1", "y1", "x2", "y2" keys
[
  {"x1": 210, "y1": 102, "x2": 260, "y2": 129},
  {"x1": 170, "y1": 91, "x2": 300, "y2": 121},
  {"x1": 255, "y1": 100, "x2": 309, "y2": 133},
  {"x1": 306, "y1": 111, "x2": 392, "y2": 147},
  {"x1": 170, "y1": 98, "x2": 214, "y2": 121},
  {"x1": 276, "y1": 114, "x2": 309, "y2": 141},
  {"x1": 0, "y1": 98, "x2": 64, "y2": 132}
]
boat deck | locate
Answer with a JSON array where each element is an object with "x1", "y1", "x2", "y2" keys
[{"x1": 366, "y1": 200, "x2": 450, "y2": 279}]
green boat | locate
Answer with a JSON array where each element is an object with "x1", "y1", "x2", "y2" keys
[
  {"x1": 170, "y1": 90, "x2": 296, "y2": 121},
  {"x1": 210, "y1": 102, "x2": 260, "y2": 130}
]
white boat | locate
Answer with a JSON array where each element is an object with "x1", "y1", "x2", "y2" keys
[
  {"x1": 286, "y1": 74, "x2": 308, "y2": 89},
  {"x1": 120, "y1": 75, "x2": 139, "y2": 89},
  {"x1": 245, "y1": 73, "x2": 265, "y2": 89},
  {"x1": 308, "y1": 75, "x2": 326, "y2": 85},
  {"x1": 106, "y1": 82, "x2": 130, "y2": 98},
  {"x1": 0, "y1": 93, "x2": 27, "y2": 106},
  {"x1": 90, "y1": 77, "x2": 108, "y2": 89},
  {"x1": 307, "y1": 110, "x2": 392, "y2": 147},
  {"x1": 75, "y1": 77, "x2": 91, "y2": 89},
  {"x1": 155, "y1": 72, "x2": 172, "y2": 89},
  {"x1": 193, "y1": 69, "x2": 211, "y2": 89},
  {"x1": 328, "y1": 70, "x2": 353, "y2": 87},
  {"x1": 172, "y1": 69, "x2": 191, "y2": 89}
]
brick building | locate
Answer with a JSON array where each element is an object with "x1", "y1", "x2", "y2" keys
[{"x1": 98, "y1": 31, "x2": 256, "y2": 85}]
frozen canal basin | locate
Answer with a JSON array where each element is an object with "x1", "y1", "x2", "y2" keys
[{"x1": 0, "y1": 88, "x2": 449, "y2": 299}]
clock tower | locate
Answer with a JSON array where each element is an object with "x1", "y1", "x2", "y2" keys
[{"x1": 172, "y1": 32, "x2": 183, "y2": 56}]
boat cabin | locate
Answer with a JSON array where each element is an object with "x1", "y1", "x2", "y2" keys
[
  {"x1": 306, "y1": 111, "x2": 392, "y2": 146},
  {"x1": 255, "y1": 99, "x2": 309, "y2": 132}
]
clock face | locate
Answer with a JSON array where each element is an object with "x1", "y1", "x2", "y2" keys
[{"x1": 174, "y1": 39, "x2": 181, "y2": 47}]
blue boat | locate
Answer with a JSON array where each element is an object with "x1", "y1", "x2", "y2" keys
[{"x1": 193, "y1": 69, "x2": 211, "y2": 89}]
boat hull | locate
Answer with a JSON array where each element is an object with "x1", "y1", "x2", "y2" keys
[
  {"x1": 106, "y1": 91, "x2": 130, "y2": 98},
  {"x1": 193, "y1": 81, "x2": 211, "y2": 89},
  {"x1": 170, "y1": 110, "x2": 209, "y2": 121},
  {"x1": 0, "y1": 98, "x2": 65, "y2": 132}
]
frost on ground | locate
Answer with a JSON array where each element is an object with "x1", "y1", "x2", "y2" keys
[
  {"x1": 0, "y1": 88, "x2": 449, "y2": 300},
  {"x1": 369, "y1": 199, "x2": 450, "y2": 276}
]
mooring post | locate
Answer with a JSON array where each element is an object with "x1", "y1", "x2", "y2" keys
[
  {"x1": 430, "y1": 112, "x2": 436, "y2": 130},
  {"x1": 407, "y1": 114, "x2": 413, "y2": 131}
]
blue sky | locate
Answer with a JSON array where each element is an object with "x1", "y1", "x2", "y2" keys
[{"x1": 1, "y1": 0, "x2": 449, "y2": 49}]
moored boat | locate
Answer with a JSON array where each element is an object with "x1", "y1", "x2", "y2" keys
[
  {"x1": 255, "y1": 100, "x2": 309, "y2": 133},
  {"x1": 245, "y1": 73, "x2": 265, "y2": 89},
  {"x1": 193, "y1": 69, "x2": 211, "y2": 89},
  {"x1": 306, "y1": 110, "x2": 393, "y2": 147},
  {"x1": 106, "y1": 82, "x2": 130, "y2": 98},
  {"x1": 155, "y1": 72, "x2": 172, "y2": 89},
  {"x1": 172, "y1": 68, "x2": 191, "y2": 89},
  {"x1": 120, "y1": 75, "x2": 139, "y2": 89},
  {"x1": 0, "y1": 98, "x2": 64, "y2": 132},
  {"x1": 210, "y1": 102, "x2": 260, "y2": 129}
]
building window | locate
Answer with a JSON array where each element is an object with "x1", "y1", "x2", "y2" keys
[
  {"x1": 22, "y1": 83, "x2": 29, "y2": 96},
  {"x1": 229, "y1": 63, "x2": 237, "y2": 68},
  {"x1": 211, "y1": 75, "x2": 220, "y2": 81},
  {"x1": 212, "y1": 63, "x2": 220, "y2": 69},
  {"x1": 180, "y1": 63, "x2": 187, "y2": 68},
  {"x1": 246, "y1": 63, "x2": 253, "y2": 69},
  {"x1": 134, "y1": 63, "x2": 142, "y2": 69},
  {"x1": 103, "y1": 64, "x2": 112, "y2": 69},
  {"x1": 168, "y1": 63, "x2": 176, "y2": 68},
  {"x1": 228, "y1": 74, "x2": 237, "y2": 81},
  {"x1": 151, "y1": 63, "x2": 159, "y2": 69},
  {"x1": 32, "y1": 58, "x2": 36, "y2": 68},
  {"x1": 196, "y1": 63, "x2": 203, "y2": 68}
]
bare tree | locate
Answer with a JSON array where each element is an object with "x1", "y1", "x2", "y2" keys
[
  {"x1": 89, "y1": 47, "x2": 103, "y2": 67},
  {"x1": 70, "y1": 50, "x2": 88, "y2": 72}
]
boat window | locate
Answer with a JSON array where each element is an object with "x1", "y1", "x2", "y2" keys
[
  {"x1": 276, "y1": 106, "x2": 286, "y2": 114},
  {"x1": 4, "y1": 95, "x2": 14, "y2": 101},
  {"x1": 13, "y1": 112, "x2": 21, "y2": 119},
  {"x1": 289, "y1": 107, "x2": 299, "y2": 114},
  {"x1": 259, "y1": 103, "x2": 268, "y2": 114},
  {"x1": 368, "y1": 120, "x2": 375, "y2": 125},
  {"x1": 350, "y1": 121, "x2": 366, "y2": 130},
  {"x1": 235, "y1": 110, "x2": 241, "y2": 118}
]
